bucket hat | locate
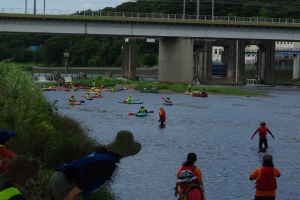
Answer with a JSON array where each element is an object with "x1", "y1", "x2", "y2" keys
[
  {"x1": 176, "y1": 170, "x2": 197, "y2": 183},
  {"x1": 0, "y1": 130, "x2": 15, "y2": 144},
  {"x1": 187, "y1": 152, "x2": 197, "y2": 162},
  {"x1": 0, "y1": 155, "x2": 39, "y2": 182},
  {"x1": 106, "y1": 130, "x2": 141, "y2": 157}
]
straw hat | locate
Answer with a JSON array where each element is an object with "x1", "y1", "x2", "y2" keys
[
  {"x1": 0, "y1": 155, "x2": 39, "y2": 182},
  {"x1": 106, "y1": 130, "x2": 141, "y2": 157}
]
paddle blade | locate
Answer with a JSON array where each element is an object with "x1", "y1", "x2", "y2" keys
[
  {"x1": 149, "y1": 111, "x2": 154, "y2": 113},
  {"x1": 161, "y1": 97, "x2": 165, "y2": 100},
  {"x1": 123, "y1": 100, "x2": 127, "y2": 103},
  {"x1": 80, "y1": 100, "x2": 85, "y2": 103},
  {"x1": 128, "y1": 112, "x2": 135, "y2": 116}
]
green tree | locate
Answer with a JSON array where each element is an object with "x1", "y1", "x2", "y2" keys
[{"x1": 0, "y1": 44, "x2": 12, "y2": 60}]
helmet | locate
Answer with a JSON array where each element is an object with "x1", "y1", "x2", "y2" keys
[{"x1": 141, "y1": 105, "x2": 144, "y2": 108}]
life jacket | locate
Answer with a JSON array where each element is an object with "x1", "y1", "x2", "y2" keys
[
  {"x1": 258, "y1": 127, "x2": 268, "y2": 138},
  {"x1": 179, "y1": 183, "x2": 201, "y2": 200},
  {"x1": 127, "y1": 98, "x2": 132, "y2": 102},
  {"x1": 166, "y1": 99, "x2": 171, "y2": 103},
  {"x1": 139, "y1": 108, "x2": 146, "y2": 113},
  {"x1": 159, "y1": 109, "x2": 166, "y2": 119},
  {"x1": 256, "y1": 167, "x2": 277, "y2": 190},
  {"x1": 0, "y1": 187, "x2": 22, "y2": 200},
  {"x1": 57, "y1": 152, "x2": 116, "y2": 196}
]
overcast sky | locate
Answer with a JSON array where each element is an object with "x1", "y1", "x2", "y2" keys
[{"x1": 0, "y1": 0, "x2": 130, "y2": 12}]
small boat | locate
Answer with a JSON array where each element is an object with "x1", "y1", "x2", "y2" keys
[
  {"x1": 92, "y1": 95, "x2": 104, "y2": 98},
  {"x1": 118, "y1": 100, "x2": 144, "y2": 104},
  {"x1": 136, "y1": 113, "x2": 149, "y2": 117},
  {"x1": 70, "y1": 101, "x2": 81, "y2": 105},
  {"x1": 85, "y1": 98, "x2": 93, "y2": 100},
  {"x1": 139, "y1": 90, "x2": 159, "y2": 94},
  {"x1": 163, "y1": 102, "x2": 173, "y2": 106},
  {"x1": 192, "y1": 93, "x2": 208, "y2": 97}
]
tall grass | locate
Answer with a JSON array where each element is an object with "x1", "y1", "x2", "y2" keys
[{"x1": 0, "y1": 63, "x2": 116, "y2": 200}]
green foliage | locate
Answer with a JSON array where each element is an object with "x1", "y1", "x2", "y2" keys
[{"x1": 0, "y1": 63, "x2": 117, "y2": 199}]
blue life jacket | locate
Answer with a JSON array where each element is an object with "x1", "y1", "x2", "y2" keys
[{"x1": 57, "y1": 152, "x2": 116, "y2": 196}]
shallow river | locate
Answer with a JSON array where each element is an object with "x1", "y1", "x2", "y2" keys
[{"x1": 45, "y1": 85, "x2": 300, "y2": 200}]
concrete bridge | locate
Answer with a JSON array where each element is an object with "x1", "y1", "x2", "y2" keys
[{"x1": 1, "y1": 10, "x2": 300, "y2": 85}]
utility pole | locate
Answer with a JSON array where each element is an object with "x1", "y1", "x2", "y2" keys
[
  {"x1": 34, "y1": 0, "x2": 36, "y2": 14},
  {"x1": 197, "y1": 0, "x2": 199, "y2": 20},
  {"x1": 44, "y1": 0, "x2": 46, "y2": 14},
  {"x1": 183, "y1": 0, "x2": 185, "y2": 19},
  {"x1": 212, "y1": 0, "x2": 214, "y2": 20},
  {"x1": 25, "y1": 0, "x2": 27, "y2": 14}
]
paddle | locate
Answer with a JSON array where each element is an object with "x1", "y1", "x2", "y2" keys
[
  {"x1": 161, "y1": 97, "x2": 165, "y2": 100},
  {"x1": 128, "y1": 111, "x2": 153, "y2": 116},
  {"x1": 79, "y1": 100, "x2": 85, "y2": 103}
]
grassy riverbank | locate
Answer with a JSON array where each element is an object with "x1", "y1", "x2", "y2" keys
[
  {"x1": 0, "y1": 63, "x2": 116, "y2": 199},
  {"x1": 42, "y1": 76, "x2": 266, "y2": 97}
]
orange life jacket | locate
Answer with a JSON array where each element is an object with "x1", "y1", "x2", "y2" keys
[{"x1": 256, "y1": 167, "x2": 277, "y2": 190}]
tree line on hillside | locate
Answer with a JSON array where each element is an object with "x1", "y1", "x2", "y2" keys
[{"x1": 0, "y1": 0, "x2": 300, "y2": 67}]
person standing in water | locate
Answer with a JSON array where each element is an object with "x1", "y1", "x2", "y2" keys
[{"x1": 251, "y1": 121, "x2": 274, "y2": 151}]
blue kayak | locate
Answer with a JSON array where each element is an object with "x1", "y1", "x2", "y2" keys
[
  {"x1": 118, "y1": 100, "x2": 144, "y2": 104},
  {"x1": 136, "y1": 113, "x2": 149, "y2": 117},
  {"x1": 163, "y1": 102, "x2": 173, "y2": 106}
]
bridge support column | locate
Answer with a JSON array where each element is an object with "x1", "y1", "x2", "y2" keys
[
  {"x1": 257, "y1": 41, "x2": 276, "y2": 84},
  {"x1": 159, "y1": 38, "x2": 193, "y2": 84},
  {"x1": 122, "y1": 38, "x2": 137, "y2": 80},
  {"x1": 198, "y1": 41, "x2": 212, "y2": 83},
  {"x1": 293, "y1": 54, "x2": 300, "y2": 79},
  {"x1": 237, "y1": 40, "x2": 246, "y2": 85}
]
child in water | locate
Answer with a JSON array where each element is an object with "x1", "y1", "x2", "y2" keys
[{"x1": 251, "y1": 121, "x2": 274, "y2": 150}]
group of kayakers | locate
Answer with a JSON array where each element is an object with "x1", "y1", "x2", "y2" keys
[{"x1": 193, "y1": 88, "x2": 206, "y2": 95}]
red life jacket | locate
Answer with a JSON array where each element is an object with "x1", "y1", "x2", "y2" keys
[{"x1": 256, "y1": 167, "x2": 277, "y2": 190}]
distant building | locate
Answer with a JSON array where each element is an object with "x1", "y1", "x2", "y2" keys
[
  {"x1": 28, "y1": 45, "x2": 41, "y2": 51},
  {"x1": 212, "y1": 42, "x2": 300, "y2": 64}
]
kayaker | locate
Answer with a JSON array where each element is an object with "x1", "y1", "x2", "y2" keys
[
  {"x1": 92, "y1": 80, "x2": 96, "y2": 87},
  {"x1": 188, "y1": 83, "x2": 192, "y2": 92},
  {"x1": 73, "y1": 86, "x2": 77, "y2": 91},
  {"x1": 0, "y1": 130, "x2": 16, "y2": 173},
  {"x1": 201, "y1": 89, "x2": 206, "y2": 95},
  {"x1": 138, "y1": 105, "x2": 148, "y2": 113},
  {"x1": 174, "y1": 153, "x2": 205, "y2": 199},
  {"x1": 194, "y1": 89, "x2": 200, "y2": 95},
  {"x1": 110, "y1": 87, "x2": 115, "y2": 92},
  {"x1": 127, "y1": 95, "x2": 133, "y2": 102},
  {"x1": 249, "y1": 154, "x2": 280, "y2": 200},
  {"x1": 165, "y1": 97, "x2": 172, "y2": 104},
  {"x1": 176, "y1": 170, "x2": 203, "y2": 200},
  {"x1": 143, "y1": 87, "x2": 147, "y2": 92},
  {"x1": 0, "y1": 155, "x2": 39, "y2": 199},
  {"x1": 49, "y1": 130, "x2": 141, "y2": 200},
  {"x1": 251, "y1": 121, "x2": 274, "y2": 151},
  {"x1": 69, "y1": 95, "x2": 75, "y2": 104},
  {"x1": 151, "y1": 87, "x2": 156, "y2": 92},
  {"x1": 158, "y1": 106, "x2": 166, "y2": 126},
  {"x1": 86, "y1": 92, "x2": 91, "y2": 99},
  {"x1": 96, "y1": 90, "x2": 101, "y2": 96}
]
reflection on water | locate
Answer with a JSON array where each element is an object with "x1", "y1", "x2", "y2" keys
[{"x1": 45, "y1": 85, "x2": 300, "y2": 200}]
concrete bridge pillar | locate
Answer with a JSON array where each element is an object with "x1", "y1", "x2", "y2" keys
[
  {"x1": 237, "y1": 40, "x2": 246, "y2": 85},
  {"x1": 293, "y1": 54, "x2": 300, "y2": 79},
  {"x1": 257, "y1": 41, "x2": 276, "y2": 84},
  {"x1": 159, "y1": 38, "x2": 193, "y2": 84},
  {"x1": 122, "y1": 38, "x2": 137, "y2": 80},
  {"x1": 197, "y1": 41, "x2": 212, "y2": 83}
]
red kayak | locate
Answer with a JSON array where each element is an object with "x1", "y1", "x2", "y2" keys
[
  {"x1": 192, "y1": 93, "x2": 208, "y2": 97},
  {"x1": 92, "y1": 95, "x2": 104, "y2": 98}
]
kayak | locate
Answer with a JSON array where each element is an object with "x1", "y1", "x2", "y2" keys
[
  {"x1": 86, "y1": 98, "x2": 93, "y2": 100},
  {"x1": 118, "y1": 101, "x2": 144, "y2": 104},
  {"x1": 139, "y1": 90, "x2": 159, "y2": 93},
  {"x1": 92, "y1": 95, "x2": 104, "y2": 98},
  {"x1": 70, "y1": 101, "x2": 81, "y2": 105},
  {"x1": 163, "y1": 102, "x2": 173, "y2": 106},
  {"x1": 192, "y1": 93, "x2": 208, "y2": 97},
  {"x1": 136, "y1": 113, "x2": 149, "y2": 117}
]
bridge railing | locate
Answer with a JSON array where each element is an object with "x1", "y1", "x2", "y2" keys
[{"x1": 1, "y1": 8, "x2": 300, "y2": 25}]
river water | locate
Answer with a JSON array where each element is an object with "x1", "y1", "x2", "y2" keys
[{"x1": 44, "y1": 85, "x2": 300, "y2": 200}]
